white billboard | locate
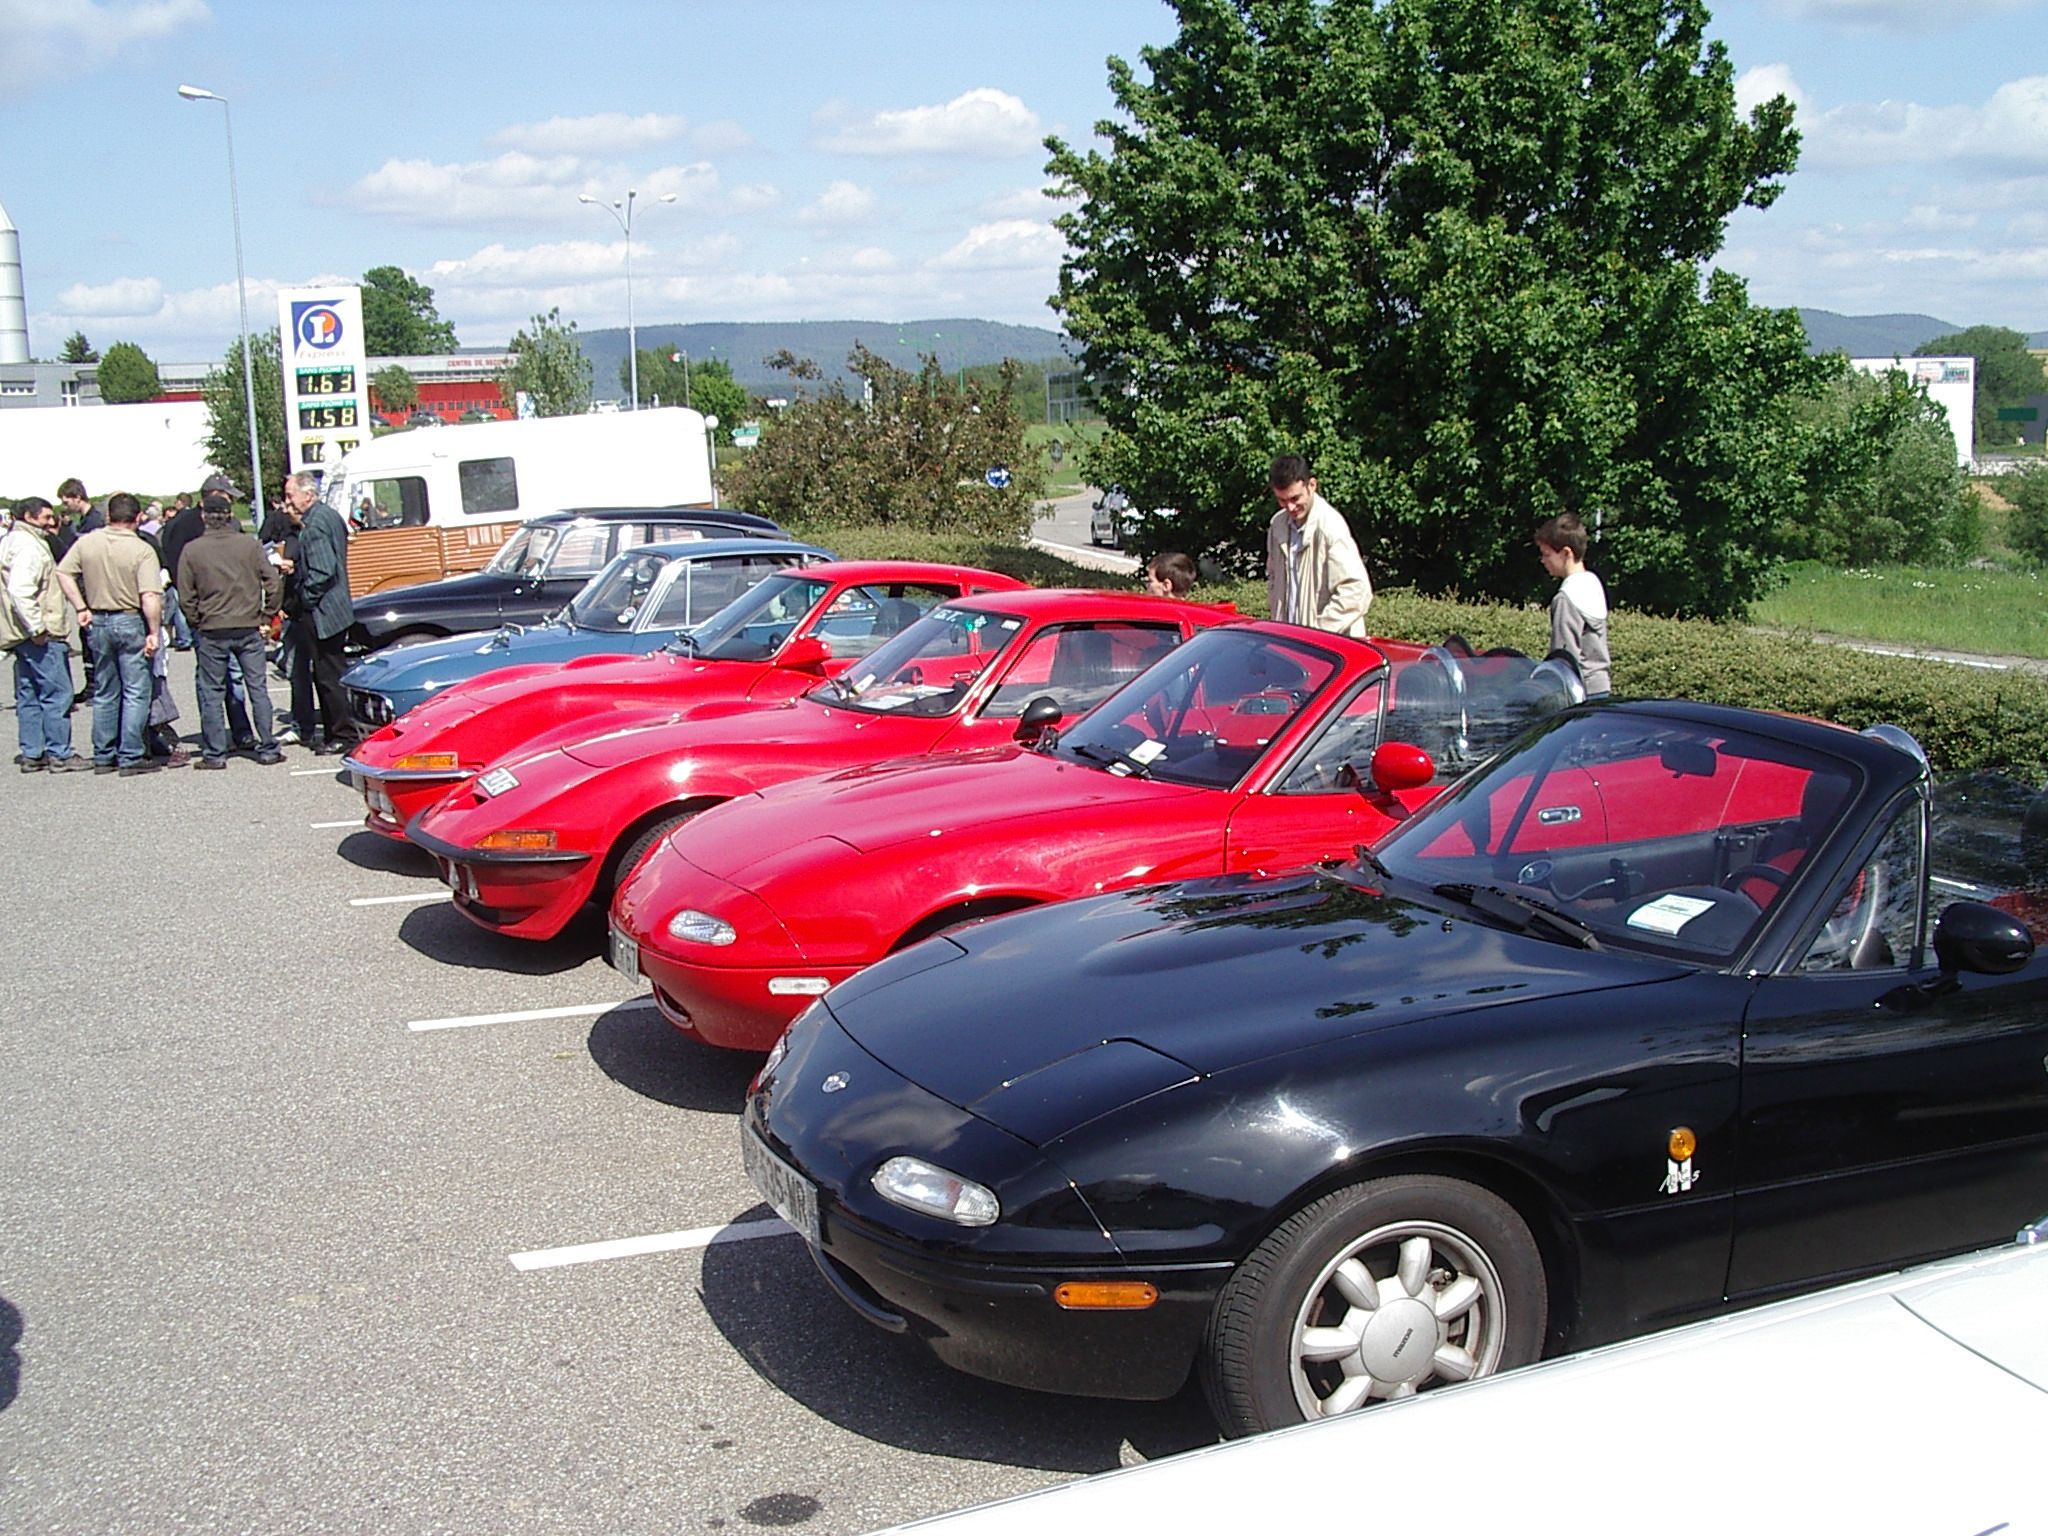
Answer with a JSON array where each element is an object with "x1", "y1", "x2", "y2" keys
[
  {"x1": 1850, "y1": 354, "x2": 1975, "y2": 467},
  {"x1": 276, "y1": 285, "x2": 369, "y2": 477}
]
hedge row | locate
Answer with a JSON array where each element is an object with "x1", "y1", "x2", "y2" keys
[{"x1": 795, "y1": 524, "x2": 2048, "y2": 777}]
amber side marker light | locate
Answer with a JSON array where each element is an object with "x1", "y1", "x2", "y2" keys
[
  {"x1": 1055, "y1": 1281, "x2": 1159, "y2": 1311},
  {"x1": 393, "y1": 752, "x2": 460, "y2": 771},
  {"x1": 1669, "y1": 1126, "x2": 1697, "y2": 1161},
  {"x1": 476, "y1": 829, "x2": 559, "y2": 852}
]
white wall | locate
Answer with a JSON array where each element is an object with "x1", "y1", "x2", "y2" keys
[
  {"x1": 0, "y1": 402, "x2": 216, "y2": 499},
  {"x1": 1850, "y1": 354, "x2": 1976, "y2": 467}
]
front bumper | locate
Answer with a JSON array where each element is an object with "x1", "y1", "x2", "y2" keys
[
  {"x1": 407, "y1": 818, "x2": 596, "y2": 939},
  {"x1": 345, "y1": 758, "x2": 469, "y2": 841},
  {"x1": 637, "y1": 948, "x2": 859, "y2": 1053}
]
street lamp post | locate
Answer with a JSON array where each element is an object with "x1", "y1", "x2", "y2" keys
[
  {"x1": 579, "y1": 189, "x2": 676, "y2": 410},
  {"x1": 177, "y1": 83, "x2": 263, "y2": 501}
]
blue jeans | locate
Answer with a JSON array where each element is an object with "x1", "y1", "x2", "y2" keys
[
  {"x1": 195, "y1": 629, "x2": 276, "y2": 760},
  {"x1": 163, "y1": 585, "x2": 194, "y2": 647},
  {"x1": 11, "y1": 636, "x2": 76, "y2": 762},
  {"x1": 87, "y1": 613, "x2": 152, "y2": 767}
]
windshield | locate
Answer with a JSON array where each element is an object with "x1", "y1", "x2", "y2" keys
[
  {"x1": 815, "y1": 604, "x2": 1025, "y2": 717},
  {"x1": 485, "y1": 526, "x2": 557, "y2": 576},
  {"x1": 687, "y1": 573, "x2": 834, "y2": 661},
  {"x1": 565, "y1": 549, "x2": 672, "y2": 630},
  {"x1": 1370, "y1": 710, "x2": 1860, "y2": 964},
  {"x1": 1052, "y1": 627, "x2": 1341, "y2": 789}
]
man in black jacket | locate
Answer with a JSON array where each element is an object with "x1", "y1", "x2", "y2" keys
[
  {"x1": 168, "y1": 474, "x2": 260, "y2": 750},
  {"x1": 178, "y1": 499, "x2": 284, "y2": 768}
]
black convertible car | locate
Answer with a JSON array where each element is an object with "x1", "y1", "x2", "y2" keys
[{"x1": 743, "y1": 700, "x2": 2048, "y2": 1435}]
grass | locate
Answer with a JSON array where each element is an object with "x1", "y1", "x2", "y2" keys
[
  {"x1": 1751, "y1": 561, "x2": 2048, "y2": 661},
  {"x1": 1024, "y1": 420, "x2": 1107, "y2": 497}
]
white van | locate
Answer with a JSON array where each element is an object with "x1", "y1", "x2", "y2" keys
[{"x1": 320, "y1": 407, "x2": 715, "y2": 597}]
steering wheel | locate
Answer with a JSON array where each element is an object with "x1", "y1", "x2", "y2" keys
[{"x1": 1721, "y1": 862, "x2": 1790, "y2": 893}]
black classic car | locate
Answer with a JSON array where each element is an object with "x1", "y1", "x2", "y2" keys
[
  {"x1": 348, "y1": 505, "x2": 784, "y2": 651},
  {"x1": 743, "y1": 700, "x2": 2048, "y2": 1434}
]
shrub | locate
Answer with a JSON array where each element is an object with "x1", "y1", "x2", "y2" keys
[{"x1": 2005, "y1": 467, "x2": 2048, "y2": 570}]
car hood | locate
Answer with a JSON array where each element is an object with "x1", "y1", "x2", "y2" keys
[
  {"x1": 344, "y1": 622, "x2": 601, "y2": 690},
  {"x1": 826, "y1": 868, "x2": 1689, "y2": 1127},
  {"x1": 556, "y1": 695, "x2": 879, "y2": 769},
  {"x1": 695, "y1": 748, "x2": 1205, "y2": 872}
]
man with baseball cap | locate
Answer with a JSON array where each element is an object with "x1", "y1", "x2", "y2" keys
[{"x1": 166, "y1": 474, "x2": 261, "y2": 751}]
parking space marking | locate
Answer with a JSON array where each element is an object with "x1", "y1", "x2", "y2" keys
[
  {"x1": 311, "y1": 819, "x2": 361, "y2": 829},
  {"x1": 510, "y1": 1216, "x2": 792, "y2": 1271},
  {"x1": 291, "y1": 767, "x2": 345, "y2": 778},
  {"x1": 348, "y1": 891, "x2": 448, "y2": 908},
  {"x1": 405, "y1": 999, "x2": 658, "y2": 1033}
]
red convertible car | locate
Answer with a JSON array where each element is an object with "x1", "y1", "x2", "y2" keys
[
  {"x1": 405, "y1": 589, "x2": 1238, "y2": 941},
  {"x1": 344, "y1": 561, "x2": 1025, "y2": 839},
  {"x1": 611, "y1": 627, "x2": 1584, "y2": 1051}
]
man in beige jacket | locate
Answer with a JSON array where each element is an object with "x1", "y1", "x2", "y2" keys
[
  {"x1": 0, "y1": 497, "x2": 86, "y2": 770},
  {"x1": 1265, "y1": 454, "x2": 1372, "y2": 637}
]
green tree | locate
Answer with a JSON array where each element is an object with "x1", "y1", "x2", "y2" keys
[
  {"x1": 1912, "y1": 325, "x2": 2046, "y2": 450},
  {"x1": 1782, "y1": 358, "x2": 1976, "y2": 566},
  {"x1": 499, "y1": 307, "x2": 592, "y2": 418},
  {"x1": 360, "y1": 265, "x2": 459, "y2": 356},
  {"x1": 624, "y1": 349, "x2": 751, "y2": 424},
  {"x1": 371, "y1": 363, "x2": 419, "y2": 414},
  {"x1": 200, "y1": 328, "x2": 287, "y2": 502},
  {"x1": 725, "y1": 346, "x2": 1045, "y2": 536},
  {"x1": 96, "y1": 340, "x2": 163, "y2": 404},
  {"x1": 61, "y1": 330, "x2": 97, "y2": 363},
  {"x1": 1047, "y1": 0, "x2": 1815, "y2": 619},
  {"x1": 2004, "y1": 467, "x2": 2048, "y2": 571}
]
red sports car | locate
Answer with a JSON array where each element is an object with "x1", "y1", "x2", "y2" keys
[
  {"x1": 344, "y1": 561, "x2": 1026, "y2": 839},
  {"x1": 405, "y1": 589, "x2": 1238, "y2": 941},
  {"x1": 609, "y1": 627, "x2": 1584, "y2": 1051}
]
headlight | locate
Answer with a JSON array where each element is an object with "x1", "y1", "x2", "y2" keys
[
  {"x1": 871, "y1": 1156, "x2": 999, "y2": 1227},
  {"x1": 667, "y1": 909, "x2": 736, "y2": 945}
]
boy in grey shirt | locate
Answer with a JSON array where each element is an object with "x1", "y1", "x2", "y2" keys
[{"x1": 1535, "y1": 513, "x2": 1609, "y2": 699}]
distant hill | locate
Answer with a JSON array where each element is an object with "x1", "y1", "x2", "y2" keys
[
  {"x1": 1798, "y1": 308, "x2": 2048, "y2": 357},
  {"x1": 574, "y1": 318, "x2": 1073, "y2": 402}
]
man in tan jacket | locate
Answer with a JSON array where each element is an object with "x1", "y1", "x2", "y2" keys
[
  {"x1": 1265, "y1": 454, "x2": 1372, "y2": 637},
  {"x1": 0, "y1": 497, "x2": 86, "y2": 771}
]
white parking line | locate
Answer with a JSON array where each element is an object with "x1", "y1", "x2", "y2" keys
[
  {"x1": 291, "y1": 766, "x2": 343, "y2": 777},
  {"x1": 405, "y1": 998, "x2": 658, "y2": 1033},
  {"x1": 311, "y1": 819, "x2": 361, "y2": 829},
  {"x1": 348, "y1": 891, "x2": 448, "y2": 908},
  {"x1": 510, "y1": 1216, "x2": 793, "y2": 1271}
]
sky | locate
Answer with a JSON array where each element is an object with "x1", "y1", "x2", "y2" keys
[{"x1": 2, "y1": 0, "x2": 2045, "y2": 365}]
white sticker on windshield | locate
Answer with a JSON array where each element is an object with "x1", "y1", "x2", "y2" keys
[
  {"x1": 1626, "y1": 893, "x2": 1716, "y2": 935},
  {"x1": 1128, "y1": 739, "x2": 1167, "y2": 763}
]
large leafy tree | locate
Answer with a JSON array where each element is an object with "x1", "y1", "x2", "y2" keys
[
  {"x1": 360, "y1": 265, "x2": 458, "y2": 356},
  {"x1": 96, "y1": 340, "x2": 162, "y2": 403},
  {"x1": 624, "y1": 349, "x2": 751, "y2": 425},
  {"x1": 371, "y1": 363, "x2": 419, "y2": 413},
  {"x1": 200, "y1": 328, "x2": 287, "y2": 501},
  {"x1": 1912, "y1": 325, "x2": 2045, "y2": 450},
  {"x1": 499, "y1": 307, "x2": 592, "y2": 418},
  {"x1": 1047, "y1": 0, "x2": 1818, "y2": 618},
  {"x1": 725, "y1": 346, "x2": 1044, "y2": 536}
]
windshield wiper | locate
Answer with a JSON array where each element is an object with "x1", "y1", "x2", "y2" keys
[
  {"x1": 1068, "y1": 741, "x2": 1153, "y2": 779},
  {"x1": 1432, "y1": 883, "x2": 1601, "y2": 950}
]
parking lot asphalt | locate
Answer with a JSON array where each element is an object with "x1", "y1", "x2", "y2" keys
[{"x1": 1, "y1": 659, "x2": 1216, "y2": 1534}]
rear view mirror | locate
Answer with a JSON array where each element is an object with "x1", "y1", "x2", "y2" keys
[
  {"x1": 1934, "y1": 901, "x2": 2035, "y2": 977},
  {"x1": 1660, "y1": 741, "x2": 1718, "y2": 778},
  {"x1": 1014, "y1": 695, "x2": 1063, "y2": 745},
  {"x1": 775, "y1": 635, "x2": 831, "y2": 671}
]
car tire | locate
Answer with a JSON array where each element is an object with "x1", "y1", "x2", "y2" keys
[
  {"x1": 600, "y1": 808, "x2": 703, "y2": 906},
  {"x1": 1201, "y1": 1175, "x2": 1546, "y2": 1437}
]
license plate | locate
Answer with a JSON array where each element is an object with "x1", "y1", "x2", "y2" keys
[
  {"x1": 609, "y1": 922, "x2": 640, "y2": 980},
  {"x1": 741, "y1": 1127, "x2": 820, "y2": 1244}
]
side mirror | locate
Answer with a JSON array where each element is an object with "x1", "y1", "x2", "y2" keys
[
  {"x1": 1934, "y1": 901, "x2": 2035, "y2": 978},
  {"x1": 1014, "y1": 694, "x2": 1063, "y2": 745},
  {"x1": 1368, "y1": 740, "x2": 1435, "y2": 793},
  {"x1": 775, "y1": 635, "x2": 831, "y2": 671}
]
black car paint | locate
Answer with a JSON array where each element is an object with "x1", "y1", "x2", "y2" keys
[
  {"x1": 349, "y1": 505, "x2": 783, "y2": 649},
  {"x1": 747, "y1": 701, "x2": 2048, "y2": 1401}
]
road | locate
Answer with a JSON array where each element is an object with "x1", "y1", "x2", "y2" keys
[
  {"x1": 1028, "y1": 490, "x2": 1139, "y2": 576},
  {"x1": 0, "y1": 662, "x2": 1215, "y2": 1535}
]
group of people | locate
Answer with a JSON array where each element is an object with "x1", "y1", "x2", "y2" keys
[{"x1": 1, "y1": 470, "x2": 363, "y2": 775}]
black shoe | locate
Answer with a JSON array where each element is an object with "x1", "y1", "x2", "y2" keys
[
  {"x1": 232, "y1": 738, "x2": 258, "y2": 753},
  {"x1": 93, "y1": 762, "x2": 118, "y2": 775},
  {"x1": 117, "y1": 761, "x2": 162, "y2": 777},
  {"x1": 315, "y1": 739, "x2": 352, "y2": 756},
  {"x1": 254, "y1": 748, "x2": 285, "y2": 766},
  {"x1": 19, "y1": 758, "x2": 45, "y2": 773},
  {"x1": 194, "y1": 757, "x2": 228, "y2": 771}
]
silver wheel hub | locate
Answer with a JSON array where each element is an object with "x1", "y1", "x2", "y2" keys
[{"x1": 1355, "y1": 1295, "x2": 1438, "y2": 1384}]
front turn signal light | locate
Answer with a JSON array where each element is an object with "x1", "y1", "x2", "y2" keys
[
  {"x1": 1668, "y1": 1126, "x2": 1697, "y2": 1161},
  {"x1": 393, "y1": 752, "x2": 460, "y2": 771},
  {"x1": 476, "y1": 829, "x2": 558, "y2": 852},
  {"x1": 1055, "y1": 1281, "x2": 1159, "y2": 1311}
]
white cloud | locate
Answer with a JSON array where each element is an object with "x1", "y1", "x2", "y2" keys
[
  {"x1": 0, "y1": 0, "x2": 207, "y2": 83},
  {"x1": 53, "y1": 275, "x2": 165, "y2": 317},
  {"x1": 1800, "y1": 74, "x2": 2048, "y2": 172},
  {"x1": 429, "y1": 240, "x2": 634, "y2": 286},
  {"x1": 341, "y1": 153, "x2": 721, "y2": 226},
  {"x1": 929, "y1": 219, "x2": 1065, "y2": 272},
  {"x1": 814, "y1": 87, "x2": 1043, "y2": 157},
  {"x1": 1764, "y1": 0, "x2": 2032, "y2": 31},
  {"x1": 727, "y1": 182, "x2": 782, "y2": 213},
  {"x1": 691, "y1": 119, "x2": 755, "y2": 155},
  {"x1": 981, "y1": 184, "x2": 1061, "y2": 219},
  {"x1": 491, "y1": 112, "x2": 687, "y2": 154},
  {"x1": 1736, "y1": 64, "x2": 1807, "y2": 120},
  {"x1": 798, "y1": 180, "x2": 877, "y2": 226}
]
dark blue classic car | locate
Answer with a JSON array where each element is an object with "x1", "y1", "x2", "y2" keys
[
  {"x1": 347, "y1": 505, "x2": 786, "y2": 651},
  {"x1": 745, "y1": 701, "x2": 2048, "y2": 1434},
  {"x1": 343, "y1": 537, "x2": 829, "y2": 727}
]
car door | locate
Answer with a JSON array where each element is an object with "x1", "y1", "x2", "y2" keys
[
  {"x1": 1729, "y1": 791, "x2": 2048, "y2": 1298},
  {"x1": 517, "y1": 521, "x2": 613, "y2": 623},
  {"x1": 1225, "y1": 678, "x2": 1396, "y2": 871}
]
